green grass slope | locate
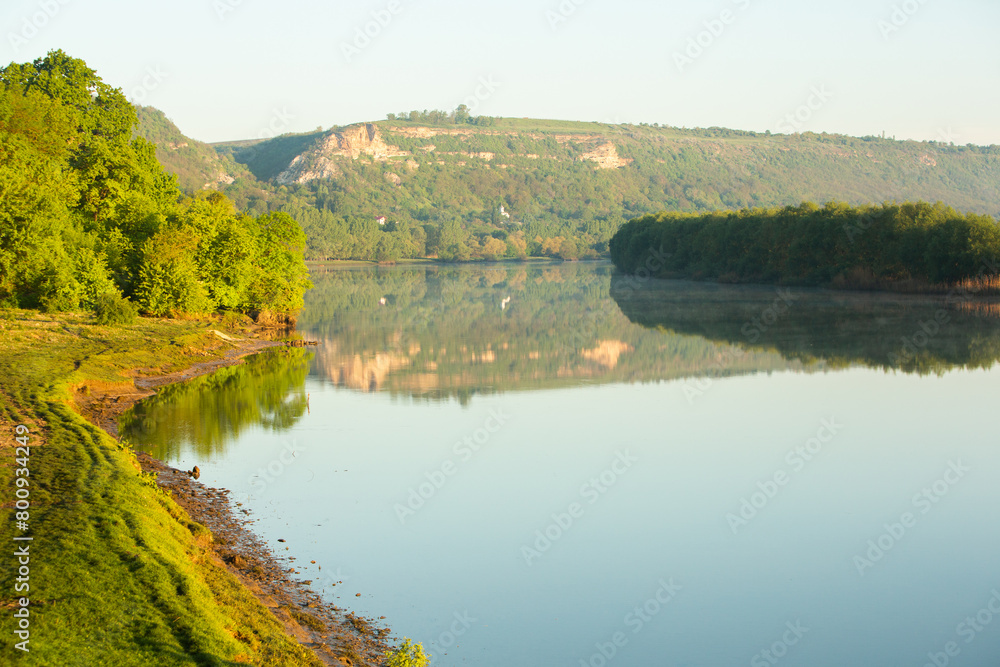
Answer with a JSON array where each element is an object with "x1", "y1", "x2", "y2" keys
[{"x1": 0, "y1": 312, "x2": 323, "y2": 666}]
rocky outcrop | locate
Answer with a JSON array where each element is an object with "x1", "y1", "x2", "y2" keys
[
  {"x1": 437, "y1": 151, "x2": 495, "y2": 161},
  {"x1": 388, "y1": 126, "x2": 486, "y2": 138},
  {"x1": 552, "y1": 134, "x2": 599, "y2": 144},
  {"x1": 203, "y1": 171, "x2": 236, "y2": 189},
  {"x1": 579, "y1": 142, "x2": 631, "y2": 169},
  {"x1": 276, "y1": 124, "x2": 410, "y2": 184},
  {"x1": 274, "y1": 124, "x2": 634, "y2": 184}
]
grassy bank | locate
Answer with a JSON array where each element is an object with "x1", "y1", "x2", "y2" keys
[{"x1": 0, "y1": 311, "x2": 324, "y2": 666}]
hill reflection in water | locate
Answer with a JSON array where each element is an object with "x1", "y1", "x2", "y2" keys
[
  {"x1": 122, "y1": 263, "x2": 1000, "y2": 462},
  {"x1": 298, "y1": 263, "x2": 803, "y2": 402}
]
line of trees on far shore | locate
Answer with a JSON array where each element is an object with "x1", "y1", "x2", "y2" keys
[{"x1": 609, "y1": 201, "x2": 1000, "y2": 288}]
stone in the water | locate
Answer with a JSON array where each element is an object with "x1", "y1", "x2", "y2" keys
[{"x1": 190, "y1": 465, "x2": 201, "y2": 479}]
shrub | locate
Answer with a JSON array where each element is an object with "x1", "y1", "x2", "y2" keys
[
  {"x1": 385, "y1": 638, "x2": 430, "y2": 667},
  {"x1": 218, "y1": 310, "x2": 251, "y2": 332},
  {"x1": 93, "y1": 292, "x2": 139, "y2": 326},
  {"x1": 135, "y1": 226, "x2": 214, "y2": 316}
]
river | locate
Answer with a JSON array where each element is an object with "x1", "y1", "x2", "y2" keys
[{"x1": 123, "y1": 261, "x2": 1000, "y2": 667}]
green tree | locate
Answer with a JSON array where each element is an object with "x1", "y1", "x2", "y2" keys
[
  {"x1": 0, "y1": 51, "x2": 311, "y2": 320},
  {"x1": 135, "y1": 225, "x2": 212, "y2": 315}
]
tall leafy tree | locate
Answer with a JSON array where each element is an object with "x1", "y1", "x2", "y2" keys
[{"x1": 0, "y1": 51, "x2": 311, "y2": 320}]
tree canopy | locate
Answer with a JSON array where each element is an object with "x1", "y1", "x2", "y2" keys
[
  {"x1": 0, "y1": 50, "x2": 310, "y2": 320},
  {"x1": 609, "y1": 201, "x2": 1000, "y2": 288}
]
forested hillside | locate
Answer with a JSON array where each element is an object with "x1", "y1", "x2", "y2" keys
[
  {"x1": 133, "y1": 105, "x2": 245, "y2": 192},
  {"x1": 137, "y1": 109, "x2": 1000, "y2": 264}
]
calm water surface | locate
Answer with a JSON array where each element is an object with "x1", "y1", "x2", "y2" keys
[{"x1": 124, "y1": 263, "x2": 1000, "y2": 667}]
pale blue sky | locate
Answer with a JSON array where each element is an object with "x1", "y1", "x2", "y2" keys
[{"x1": 3, "y1": 0, "x2": 998, "y2": 145}]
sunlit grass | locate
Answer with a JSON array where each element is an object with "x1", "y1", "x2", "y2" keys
[{"x1": 0, "y1": 311, "x2": 322, "y2": 666}]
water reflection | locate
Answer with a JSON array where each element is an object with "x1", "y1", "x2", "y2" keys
[
  {"x1": 297, "y1": 263, "x2": 799, "y2": 402},
  {"x1": 300, "y1": 264, "x2": 1000, "y2": 402},
  {"x1": 610, "y1": 278, "x2": 1000, "y2": 374},
  {"x1": 121, "y1": 348, "x2": 312, "y2": 460},
  {"x1": 123, "y1": 265, "x2": 1000, "y2": 461}
]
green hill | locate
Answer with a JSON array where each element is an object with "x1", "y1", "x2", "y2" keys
[
  {"x1": 138, "y1": 109, "x2": 1000, "y2": 263},
  {"x1": 133, "y1": 105, "x2": 244, "y2": 192}
]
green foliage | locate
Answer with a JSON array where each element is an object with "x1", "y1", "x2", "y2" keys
[
  {"x1": 386, "y1": 106, "x2": 496, "y2": 127},
  {"x1": 0, "y1": 51, "x2": 310, "y2": 320},
  {"x1": 384, "y1": 638, "x2": 430, "y2": 667},
  {"x1": 218, "y1": 309, "x2": 252, "y2": 332},
  {"x1": 248, "y1": 211, "x2": 313, "y2": 317},
  {"x1": 92, "y1": 291, "x2": 139, "y2": 325},
  {"x1": 610, "y1": 201, "x2": 1000, "y2": 287},
  {"x1": 204, "y1": 115, "x2": 1000, "y2": 264},
  {"x1": 135, "y1": 225, "x2": 214, "y2": 316},
  {"x1": 2, "y1": 49, "x2": 134, "y2": 141}
]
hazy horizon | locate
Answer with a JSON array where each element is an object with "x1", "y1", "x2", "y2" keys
[{"x1": 3, "y1": 0, "x2": 998, "y2": 145}]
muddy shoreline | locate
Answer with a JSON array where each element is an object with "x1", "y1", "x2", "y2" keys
[{"x1": 77, "y1": 332, "x2": 393, "y2": 666}]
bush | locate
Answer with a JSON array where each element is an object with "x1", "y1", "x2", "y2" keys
[
  {"x1": 93, "y1": 292, "x2": 139, "y2": 326},
  {"x1": 385, "y1": 638, "x2": 430, "y2": 667}
]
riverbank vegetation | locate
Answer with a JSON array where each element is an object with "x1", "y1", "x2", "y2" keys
[
  {"x1": 609, "y1": 201, "x2": 1000, "y2": 290},
  {"x1": 0, "y1": 311, "x2": 324, "y2": 665},
  {"x1": 0, "y1": 50, "x2": 410, "y2": 665},
  {"x1": 0, "y1": 51, "x2": 310, "y2": 322}
]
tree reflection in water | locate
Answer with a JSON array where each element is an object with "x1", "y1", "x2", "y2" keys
[{"x1": 120, "y1": 348, "x2": 311, "y2": 460}]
